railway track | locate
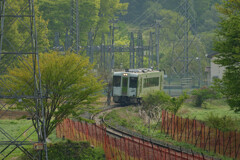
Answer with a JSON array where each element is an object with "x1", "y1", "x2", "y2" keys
[
  {"x1": 91, "y1": 104, "x2": 220, "y2": 160},
  {"x1": 91, "y1": 105, "x2": 126, "y2": 138}
]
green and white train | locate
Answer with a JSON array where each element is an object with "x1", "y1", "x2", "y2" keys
[{"x1": 112, "y1": 68, "x2": 164, "y2": 104}]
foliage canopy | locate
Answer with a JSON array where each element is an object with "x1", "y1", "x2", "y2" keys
[
  {"x1": 191, "y1": 87, "x2": 220, "y2": 108},
  {"x1": 142, "y1": 91, "x2": 187, "y2": 115},
  {"x1": 213, "y1": 0, "x2": 240, "y2": 112},
  {"x1": 0, "y1": 51, "x2": 104, "y2": 137}
]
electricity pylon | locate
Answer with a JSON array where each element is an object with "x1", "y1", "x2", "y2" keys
[
  {"x1": 171, "y1": 0, "x2": 204, "y2": 87},
  {"x1": 0, "y1": 0, "x2": 48, "y2": 159}
]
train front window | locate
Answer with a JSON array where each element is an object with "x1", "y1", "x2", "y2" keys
[
  {"x1": 129, "y1": 77, "x2": 137, "y2": 88},
  {"x1": 113, "y1": 76, "x2": 121, "y2": 87}
]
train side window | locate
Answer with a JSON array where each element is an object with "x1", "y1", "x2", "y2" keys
[
  {"x1": 113, "y1": 76, "x2": 121, "y2": 87},
  {"x1": 130, "y1": 77, "x2": 137, "y2": 88},
  {"x1": 143, "y1": 77, "x2": 159, "y2": 88}
]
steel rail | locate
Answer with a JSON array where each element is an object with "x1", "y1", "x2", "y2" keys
[{"x1": 92, "y1": 104, "x2": 220, "y2": 160}]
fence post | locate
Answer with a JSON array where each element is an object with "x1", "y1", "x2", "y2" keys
[
  {"x1": 223, "y1": 131, "x2": 224, "y2": 156},
  {"x1": 177, "y1": 116, "x2": 179, "y2": 141},
  {"x1": 138, "y1": 138, "x2": 141, "y2": 160},
  {"x1": 219, "y1": 129, "x2": 220, "y2": 154},
  {"x1": 143, "y1": 138, "x2": 146, "y2": 160},
  {"x1": 214, "y1": 128, "x2": 217, "y2": 153},
  {"x1": 204, "y1": 125, "x2": 206, "y2": 150},
  {"x1": 195, "y1": 119, "x2": 197, "y2": 146},
  {"x1": 235, "y1": 130, "x2": 237, "y2": 158},
  {"x1": 161, "y1": 110, "x2": 165, "y2": 133},
  {"x1": 180, "y1": 116, "x2": 182, "y2": 141},
  {"x1": 167, "y1": 111, "x2": 169, "y2": 134},
  {"x1": 208, "y1": 127, "x2": 211, "y2": 152},
  {"x1": 185, "y1": 118, "x2": 187, "y2": 142},
  {"x1": 230, "y1": 131, "x2": 232, "y2": 158},
  {"x1": 192, "y1": 119, "x2": 194, "y2": 144},
  {"x1": 151, "y1": 141, "x2": 155, "y2": 160},
  {"x1": 131, "y1": 137, "x2": 136, "y2": 160},
  {"x1": 200, "y1": 124, "x2": 202, "y2": 148},
  {"x1": 94, "y1": 124, "x2": 97, "y2": 146},
  {"x1": 171, "y1": 114, "x2": 173, "y2": 138}
]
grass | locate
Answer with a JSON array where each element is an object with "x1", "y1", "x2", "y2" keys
[
  {"x1": 0, "y1": 96, "x2": 108, "y2": 160},
  {"x1": 0, "y1": 119, "x2": 38, "y2": 160},
  {"x1": 17, "y1": 140, "x2": 105, "y2": 160},
  {"x1": 178, "y1": 99, "x2": 240, "y2": 130},
  {"x1": 0, "y1": 118, "x2": 105, "y2": 160},
  {"x1": 105, "y1": 103, "x2": 237, "y2": 160}
]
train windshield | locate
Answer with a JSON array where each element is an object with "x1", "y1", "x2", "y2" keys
[
  {"x1": 113, "y1": 76, "x2": 121, "y2": 87},
  {"x1": 129, "y1": 77, "x2": 137, "y2": 88}
]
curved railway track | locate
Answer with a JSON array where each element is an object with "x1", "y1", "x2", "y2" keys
[{"x1": 91, "y1": 104, "x2": 219, "y2": 160}]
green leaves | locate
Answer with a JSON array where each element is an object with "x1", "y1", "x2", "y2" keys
[
  {"x1": 37, "y1": 0, "x2": 128, "y2": 47},
  {"x1": 1, "y1": 51, "x2": 104, "y2": 137},
  {"x1": 213, "y1": 0, "x2": 240, "y2": 112},
  {"x1": 192, "y1": 87, "x2": 220, "y2": 108},
  {"x1": 142, "y1": 91, "x2": 187, "y2": 115}
]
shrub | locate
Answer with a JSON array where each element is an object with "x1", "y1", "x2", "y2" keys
[
  {"x1": 142, "y1": 91, "x2": 188, "y2": 115},
  {"x1": 142, "y1": 91, "x2": 171, "y2": 113},
  {"x1": 19, "y1": 140, "x2": 105, "y2": 160},
  {"x1": 206, "y1": 113, "x2": 237, "y2": 131},
  {"x1": 191, "y1": 87, "x2": 221, "y2": 107},
  {"x1": 168, "y1": 93, "x2": 188, "y2": 114}
]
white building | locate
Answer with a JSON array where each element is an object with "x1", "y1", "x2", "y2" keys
[{"x1": 208, "y1": 54, "x2": 225, "y2": 83}]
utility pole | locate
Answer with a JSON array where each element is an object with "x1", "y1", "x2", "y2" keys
[
  {"x1": 137, "y1": 31, "x2": 143, "y2": 68},
  {"x1": 70, "y1": 0, "x2": 80, "y2": 53},
  {"x1": 76, "y1": 0, "x2": 79, "y2": 53},
  {"x1": 111, "y1": 24, "x2": 115, "y2": 69},
  {"x1": 107, "y1": 30, "x2": 111, "y2": 71},
  {"x1": 183, "y1": 0, "x2": 189, "y2": 77},
  {"x1": 109, "y1": 20, "x2": 118, "y2": 69},
  {"x1": 155, "y1": 21, "x2": 160, "y2": 70},
  {"x1": 87, "y1": 31, "x2": 93, "y2": 63},
  {"x1": 101, "y1": 33, "x2": 105, "y2": 69},
  {"x1": 149, "y1": 32, "x2": 154, "y2": 68},
  {"x1": 129, "y1": 32, "x2": 135, "y2": 69}
]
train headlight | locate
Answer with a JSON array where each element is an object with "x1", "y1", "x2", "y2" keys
[{"x1": 123, "y1": 73, "x2": 128, "y2": 76}]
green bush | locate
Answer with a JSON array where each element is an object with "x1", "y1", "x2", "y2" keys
[
  {"x1": 19, "y1": 140, "x2": 105, "y2": 160},
  {"x1": 168, "y1": 93, "x2": 188, "y2": 114},
  {"x1": 206, "y1": 113, "x2": 237, "y2": 131},
  {"x1": 142, "y1": 91, "x2": 187, "y2": 115},
  {"x1": 191, "y1": 87, "x2": 221, "y2": 107}
]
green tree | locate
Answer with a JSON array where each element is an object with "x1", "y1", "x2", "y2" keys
[
  {"x1": 168, "y1": 93, "x2": 188, "y2": 114},
  {"x1": 142, "y1": 91, "x2": 188, "y2": 114},
  {"x1": 0, "y1": 51, "x2": 104, "y2": 137},
  {"x1": 213, "y1": 0, "x2": 240, "y2": 112},
  {"x1": 2, "y1": 0, "x2": 49, "y2": 52},
  {"x1": 191, "y1": 87, "x2": 220, "y2": 107},
  {"x1": 142, "y1": 91, "x2": 170, "y2": 133},
  {"x1": 193, "y1": 0, "x2": 210, "y2": 24},
  {"x1": 37, "y1": 0, "x2": 127, "y2": 47},
  {"x1": 142, "y1": 91, "x2": 187, "y2": 132},
  {"x1": 142, "y1": 91, "x2": 170, "y2": 117}
]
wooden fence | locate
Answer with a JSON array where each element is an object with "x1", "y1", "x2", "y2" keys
[
  {"x1": 161, "y1": 110, "x2": 240, "y2": 159},
  {"x1": 56, "y1": 119, "x2": 213, "y2": 160}
]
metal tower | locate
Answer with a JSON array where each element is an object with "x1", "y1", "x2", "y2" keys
[
  {"x1": 171, "y1": 0, "x2": 203, "y2": 87},
  {"x1": 69, "y1": 0, "x2": 79, "y2": 53},
  {"x1": 0, "y1": 0, "x2": 48, "y2": 159},
  {"x1": 136, "y1": 31, "x2": 144, "y2": 68}
]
